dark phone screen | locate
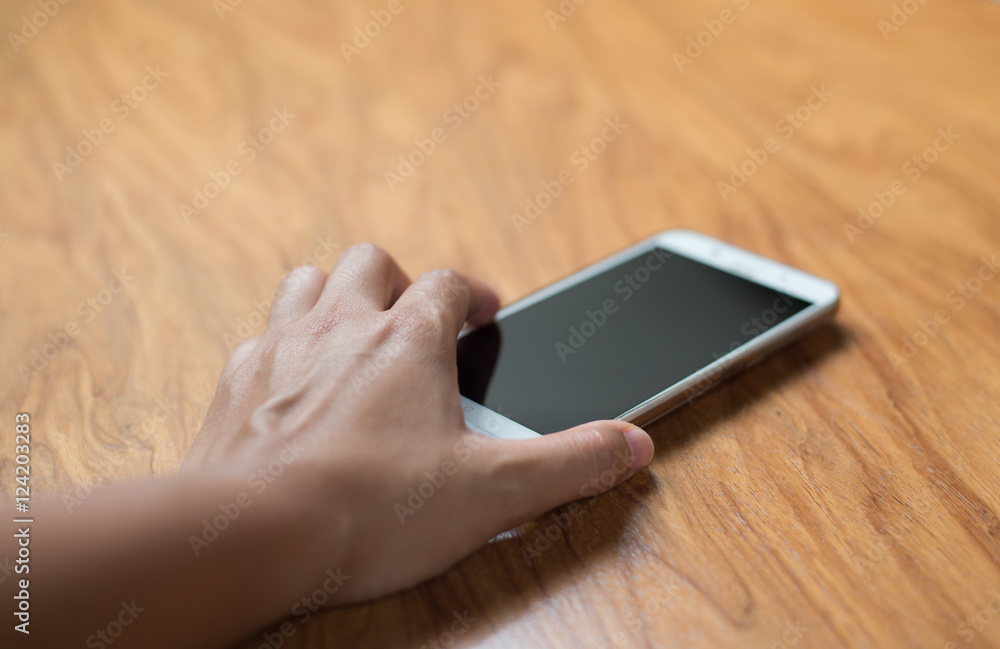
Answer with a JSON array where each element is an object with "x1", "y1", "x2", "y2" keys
[{"x1": 456, "y1": 248, "x2": 812, "y2": 434}]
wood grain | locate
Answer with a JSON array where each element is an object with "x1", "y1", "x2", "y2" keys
[{"x1": 2, "y1": 0, "x2": 999, "y2": 647}]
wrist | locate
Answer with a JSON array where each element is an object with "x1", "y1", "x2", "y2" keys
[
  {"x1": 250, "y1": 458, "x2": 353, "y2": 606},
  {"x1": 182, "y1": 459, "x2": 348, "y2": 630}
]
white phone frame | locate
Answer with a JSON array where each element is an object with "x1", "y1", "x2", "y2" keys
[{"x1": 459, "y1": 230, "x2": 840, "y2": 439}]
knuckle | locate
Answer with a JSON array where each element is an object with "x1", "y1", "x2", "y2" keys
[
  {"x1": 279, "y1": 265, "x2": 321, "y2": 293},
  {"x1": 419, "y1": 268, "x2": 463, "y2": 295},
  {"x1": 391, "y1": 299, "x2": 451, "y2": 342},
  {"x1": 416, "y1": 268, "x2": 469, "y2": 310},
  {"x1": 342, "y1": 242, "x2": 389, "y2": 266},
  {"x1": 420, "y1": 267, "x2": 458, "y2": 283},
  {"x1": 331, "y1": 244, "x2": 393, "y2": 298},
  {"x1": 300, "y1": 307, "x2": 352, "y2": 341}
]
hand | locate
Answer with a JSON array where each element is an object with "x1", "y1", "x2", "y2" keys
[{"x1": 182, "y1": 243, "x2": 654, "y2": 604}]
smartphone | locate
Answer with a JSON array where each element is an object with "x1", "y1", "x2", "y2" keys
[{"x1": 456, "y1": 230, "x2": 839, "y2": 438}]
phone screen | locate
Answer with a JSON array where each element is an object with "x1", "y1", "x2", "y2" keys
[{"x1": 456, "y1": 247, "x2": 812, "y2": 434}]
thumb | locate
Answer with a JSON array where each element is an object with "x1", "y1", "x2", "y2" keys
[{"x1": 479, "y1": 420, "x2": 654, "y2": 531}]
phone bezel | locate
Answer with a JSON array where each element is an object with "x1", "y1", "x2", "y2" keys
[{"x1": 459, "y1": 229, "x2": 840, "y2": 437}]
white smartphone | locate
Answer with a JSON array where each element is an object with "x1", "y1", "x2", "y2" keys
[{"x1": 457, "y1": 230, "x2": 839, "y2": 438}]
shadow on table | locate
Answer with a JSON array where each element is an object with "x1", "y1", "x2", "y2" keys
[{"x1": 239, "y1": 323, "x2": 850, "y2": 649}]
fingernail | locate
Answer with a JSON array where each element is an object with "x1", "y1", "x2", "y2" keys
[{"x1": 623, "y1": 426, "x2": 654, "y2": 474}]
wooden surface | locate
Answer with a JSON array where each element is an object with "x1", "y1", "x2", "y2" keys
[{"x1": 3, "y1": 0, "x2": 1000, "y2": 646}]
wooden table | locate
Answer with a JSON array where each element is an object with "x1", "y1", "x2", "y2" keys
[{"x1": 3, "y1": 0, "x2": 1000, "y2": 646}]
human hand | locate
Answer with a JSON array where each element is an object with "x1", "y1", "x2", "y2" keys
[{"x1": 182, "y1": 244, "x2": 654, "y2": 604}]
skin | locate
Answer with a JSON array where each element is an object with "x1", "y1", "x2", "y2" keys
[{"x1": 9, "y1": 244, "x2": 654, "y2": 648}]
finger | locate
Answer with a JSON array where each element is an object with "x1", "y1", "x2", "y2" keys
[
  {"x1": 317, "y1": 243, "x2": 411, "y2": 312},
  {"x1": 476, "y1": 420, "x2": 654, "y2": 532},
  {"x1": 267, "y1": 266, "x2": 328, "y2": 329},
  {"x1": 220, "y1": 336, "x2": 260, "y2": 380},
  {"x1": 392, "y1": 268, "x2": 501, "y2": 342}
]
